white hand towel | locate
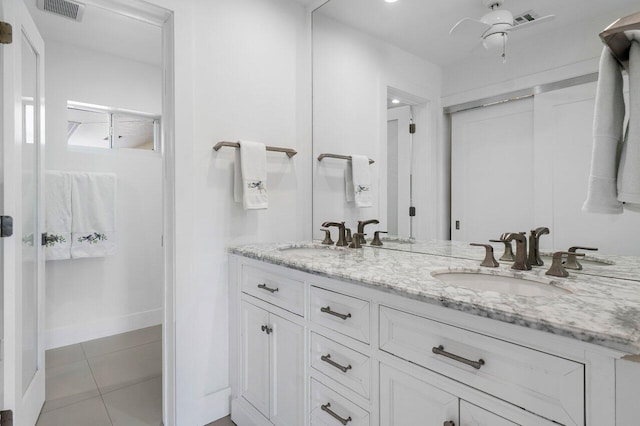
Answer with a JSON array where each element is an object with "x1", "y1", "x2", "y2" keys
[
  {"x1": 345, "y1": 160, "x2": 355, "y2": 202},
  {"x1": 617, "y1": 41, "x2": 640, "y2": 205},
  {"x1": 234, "y1": 141, "x2": 268, "y2": 210},
  {"x1": 70, "y1": 172, "x2": 117, "y2": 258},
  {"x1": 582, "y1": 47, "x2": 626, "y2": 214},
  {"x1": 45, "y1": 171, "x2": 72, "y2": 260},
  {"x1": 351, "y1": 155, "x2": 372, "y2": 208}
]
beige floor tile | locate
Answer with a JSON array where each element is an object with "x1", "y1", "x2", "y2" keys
[
  {"x1": 102, "y1": 376, "x2": 162, "y2": 426},
  {"x1": 43, "y1": 360, "x2": 100, "y2": 413},
  {"x1": 82, "y1": 325, "x2": 162, "y2": 358},
  {"x1": 88, "y1": 340, "x2": 162, "y2": 393},
  {"x1": 205, "y1": 415, "x2": 236, "y2": 426},
  {"x1": 36, "y1": 397, "x2": 112, "y2": 426},
  {"x1": 45, "y1": 344, "x2": 86, "y2": 369}
]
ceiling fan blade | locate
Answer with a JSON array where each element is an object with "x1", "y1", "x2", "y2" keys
[
  {"x1": 450, "y1": 18, "x2": 492, "y2": 38},
  {"x1": 509, "y1": 14, "x2": 556, "y2": 32}
]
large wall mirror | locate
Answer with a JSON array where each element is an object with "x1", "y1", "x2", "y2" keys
[{"x1": 312, "y1": 0, "x2": 640, "y2": 268}]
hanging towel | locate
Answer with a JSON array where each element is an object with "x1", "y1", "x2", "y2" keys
[
  {"x1": 345, "y1": 160, "x2": 355, "y2": 202},
  {"x1": 233, "y1": 141, "x2": 268, "y2": 210},
  {"x1": 582, "y1": 47, "x2": 626, "y2": 214},
  {"x1": 350, "y1": 155, "x2": 372, "y2": 208},
  {"x1": 70, "y1": 172, "x2": 117, "y2": 258},
  {"x1": 45, "y1": 171, "x2": 72, "y2": 260},
  {"x1": 617, "y1": 40, "x2": 640, "y2": 205}
]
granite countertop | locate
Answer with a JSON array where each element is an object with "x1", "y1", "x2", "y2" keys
[{"x1": 229, "y1": 241, "x2": 640, "y2": 355}]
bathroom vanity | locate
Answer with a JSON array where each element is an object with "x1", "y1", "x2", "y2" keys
[{"x1": 228, "y1": 242, "x2": 640, "y2": 426}]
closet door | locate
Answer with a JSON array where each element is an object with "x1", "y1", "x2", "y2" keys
[
  {"x1": 240, "y1": 301, "x2": 271, "y2": 417},
  {"x1": 270, "y1": 313, "x2": 304, "y2": 426},
  {"x1": 451, "y1": 98, "x2": 534, "y2": 242},
  {"x1": 0, "y1": 0, "x2": 46, "y2": 424},
  {"x1": 380, "y1": 364, "x2": 458, "y2": 426}
]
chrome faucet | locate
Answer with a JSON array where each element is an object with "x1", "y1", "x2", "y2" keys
[
  {"x1": 322, "y1": 222, "x2": 347, "y2": 247},
  {"x1": 357, "y1": 219, "x2": 379, "y2": 244},
  {"x1": 502, "y1": 232, "x2": 532, "y2": 270},
  {"x1": 528, "y1": 227, "x2": 550, "y2": 266}
]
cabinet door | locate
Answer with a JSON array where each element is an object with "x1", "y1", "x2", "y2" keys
[
  {"x1": 270, "y1": 313, "x2": 305, "y2": 426},
  {"x1": 241, "y1": 301, "x2": 271, "y2": 417},
  {"x1": 380, "y1": 364, "x2": 458, "y2": 426},
  {"x1": 460, "y1": 401, "x2": 518, "y2": 426}
]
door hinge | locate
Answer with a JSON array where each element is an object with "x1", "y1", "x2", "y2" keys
[
  {"x1": 0, "y1": 410, "x2": 13, "y2": 426},
  {"x1": 0, "y1": 22, "x2": 12, "y2": 45},
  {"x1": 409, "y1": 122, "x2": 416, "y2": 134},
  {"x1": 409, "y1": 206, "x2": 416, "y2": 217},
  {"x1": 0, "y1": 216, "x2": 13, "y2": 237}
]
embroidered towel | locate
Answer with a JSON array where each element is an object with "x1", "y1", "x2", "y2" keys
[
  {"x1": 45, "y1": 171, "x2": 72, "y2": 260},
  {"x1": 345, "y1": 160, "x2": 355, "y2": 202},
  {"x1": 582, "y1": 47, "x2": 626, "y2": 214},
  {"x1": 351, "y1": 155, "x2": 372, "y2": 208},
  {"x1": 234, "y1": 141, "x2": 268, "y2": 210},
  {"x1": 70, "y1": 172, "x2": 117, "y2": 258},
  {"x1": 617, "y1": 40, "x2": 640, "y2": 205}
]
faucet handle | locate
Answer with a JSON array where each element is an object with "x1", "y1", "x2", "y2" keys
[
  {"x1": 470, "y1": 243, "x2": 499, "y2": 268},
  {"x1": 546, "y1": 251, "x2": 585, "y2": 277},
  {"x1": 349, "y1": 233, "x2": 365, "y2": 249},
  {"x1": 564, "y1": 246, "x2": 598, "y2": 270},
  {"x1": 345, "y1": 228, "x2": 352, "y2": 243},
  {"x1": 490, "y1": 239, "x2": 515, "y2": 261},
  {"x1": 320, "y1": 229, "x2": 334, "y2": 245},
  {"x1": 370, "y1": 231, "x2": 388, "y2": 246}
]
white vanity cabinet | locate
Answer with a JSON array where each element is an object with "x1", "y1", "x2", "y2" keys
[{"x1": 229, "y1": 255, "x2": 628, "y2": 426}]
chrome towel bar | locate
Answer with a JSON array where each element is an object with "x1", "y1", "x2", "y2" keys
[
  {"x1": 213, "y1": 141, "x2": 297, "y2": 158},
  {"x1": 317, "y1": 153, "x2": 375, "y2": 164}
]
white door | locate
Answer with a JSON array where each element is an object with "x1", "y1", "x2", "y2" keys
[
  {"x1": 0, "y1": 0, "x2": 46, "y2": 425},
  {"x1": 451, "y1": 98, "x2": 534, "y2": 242},
  {"x1": 269, "y1": 313, "x2": 303, "y2": 426},
  {"x1": 386, "y1": 106, "x2": 412, "y2": 237},
  {"x1": 240, "y1": 301, "x2": 270, "y2": 417},
  {"x1": 380, "y1": 364, "x2": 458, "y2": 426}
]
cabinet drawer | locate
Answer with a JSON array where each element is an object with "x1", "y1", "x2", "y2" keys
[
  {"x1": 379, "y1": 306, "x2": 584, "y2": 426},
  {"x1": 310, "y1": 286, "x2": 370, "y2": 343},
  {"x1": 242, "y1": 265, "x2": 304, "y2": 316},
  {"x1": 310, "y1": 378, "x2": 369, "y2": 426},
  {"x1": 311, "y1": 333, "x2": 371, "y2": 399}
]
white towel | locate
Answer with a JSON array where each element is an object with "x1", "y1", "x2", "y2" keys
[
  {"x1": 582, "y1": 47, "x2": 626, "y2": 214},
  {"x1": 70, "y1": 172, "x2": 117, "y2": 258},
  {"x1": 234, "y1": 141, "x2": 268, "y2": 210},
  {"x1": 45, "y1": 171, "x2": 72, "y2": 260},
  {"x1": 345, "y1": 161, "x2": 355, "y2": 202},
  {"x1": 617, "y1": 41, "x2": 640, "y2": 205},
  {"x1": 351, "y1": 155, "x2": 372, "y2": 208}
]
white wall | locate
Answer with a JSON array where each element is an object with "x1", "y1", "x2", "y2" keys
[
  {"x1": 312, "y1": 14, "x2": 444, "y2": 241},
  {"x1": 44, "y1": 40, "x2": 163, "y2": 348},
  {"x1": 150, "y1": 0, "x2": 312, "y2": 424}
]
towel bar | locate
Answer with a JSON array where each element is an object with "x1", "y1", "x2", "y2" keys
[
  {"x1": 600, "y1": 11, "x2": 640, "y2": 69},
  {"x1": 317, "y1": 153, "x2": 375, "y2": 165},
  {"x1": 213, "y1": 141, "x2": 297, "y2": 158}
]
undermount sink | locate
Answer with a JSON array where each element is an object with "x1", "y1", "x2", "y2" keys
[{"x1": 432, "y1": 271, "x2": 571, "y2": 297}]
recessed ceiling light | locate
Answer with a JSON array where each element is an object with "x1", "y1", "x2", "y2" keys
[
  {"x1": 385, "y1": 0, "x2": 399, "y2": 3},
  {"x1": 391, "y1": 99, "x2": 400, "y2": 104}
]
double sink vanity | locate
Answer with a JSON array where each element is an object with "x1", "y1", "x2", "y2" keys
[{"x1": 228, "y1": 234, "x2": 640, "y2": 426}]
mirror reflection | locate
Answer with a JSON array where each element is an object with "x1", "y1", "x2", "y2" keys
[{"x1": 312, "y1": 0, "x2": 640, "y2": 279}]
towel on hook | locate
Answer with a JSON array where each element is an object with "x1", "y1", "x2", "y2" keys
[
  {"x1": 582, "y1": 47, "x2": 626, "y2": 214},
  {"x1": 70, "y1": 172, "x2": 117, "y2": 258},
  {"x1": 617, "y1": 40, "x2": 640, "y2": 205},
  {"x1": 234, "y1": 141, "x2": 268, "y2": 210},
  {"x1": 349, "y1": 155, "x2": 372, "y2": 208},
  {"x1": 45, "y1": 171, "x2": 72, "y2": 260}
]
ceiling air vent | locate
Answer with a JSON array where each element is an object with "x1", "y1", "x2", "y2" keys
[
  {"x1": 513, "y1": 10, "x2": 540, "y2": 26},
  {"x1": 37, "y1": 0, "x2": 85, "y2": 22}
]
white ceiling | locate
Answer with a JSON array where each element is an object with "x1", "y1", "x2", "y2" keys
[
  {"x1": 25, "y1": 0, "x2": 161, "y2": 66},
  {"x1": 315, "y1": 0, "x2": 640, "y2": 66}
]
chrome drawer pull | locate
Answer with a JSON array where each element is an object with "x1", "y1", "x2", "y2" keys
[
  {"x1": 257, "y1": 283, "x2": 279, "y2": 293},
  {"x1": 320, "y1": 306, "x2": 351, "y2": 320},
  {"x1": 432, "y1": 345, "x2": 485, "y2": 370},
  {"x1": 321, "y1": 354, "x2": 352, "y2": 373},
  {"x1": 261, "y1": 325, "x2": 272, "y2": 335},
  {"x1": 321, "y1": 403, "x2": 352, "y2": 425}
]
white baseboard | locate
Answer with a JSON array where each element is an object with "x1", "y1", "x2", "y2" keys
[
  {"x1": 198, "y1": 387, "x2": 232, "y2": 426},
  {"x1": 45, "y1": 308, "x2": 163, "y2": 349}
]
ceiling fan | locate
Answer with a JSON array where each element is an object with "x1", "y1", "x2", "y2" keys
[{"x1": 450, "y1": 0, "x2": 555, "y2": 62}]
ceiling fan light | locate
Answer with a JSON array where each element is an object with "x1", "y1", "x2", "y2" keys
[{"x1": 482, "y1": 32, "x2": 507, "y2": 50}]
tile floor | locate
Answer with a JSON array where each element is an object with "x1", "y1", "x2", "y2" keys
[
  {"x1": 37, "y1": 325, "x2": 162, "y2": 426},
  {"x1": 205, "y1": 416, "x2": 236, "y2": 426}
]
